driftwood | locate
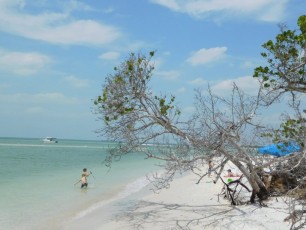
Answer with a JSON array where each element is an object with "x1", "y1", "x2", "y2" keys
[
  {"x1": 284, "y1": 210, "x2": 306, "y2": 222},
  {"x1": 261, "y1": 171, "x2": 299, "y2": 195}
]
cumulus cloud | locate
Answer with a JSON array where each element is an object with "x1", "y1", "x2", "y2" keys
[
  {"x1": 63, "y1": 75, "x2": 89, "y2": 88},
  {"x1": 150, "y1": 0, "x2": 288, "y2": 22},
  {"x1": 0, "y1": 0, "x2": 122, "y2": 45},
  {"x1": 99, "y1": 51, "x2": 120, "y2": 60},
  {"x1": 0, "y1": 50, "x2": 51, "y2": 75},
  {"x1": 211, "y1": 76, "x2": 261, "y2": 95},
  {"x1": 187, "y1": 47, "x2": 227, "y2": 66}
]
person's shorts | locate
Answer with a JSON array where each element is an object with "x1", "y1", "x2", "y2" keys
[{"x1": 81, "y1": 183, "x2": 88, "y2": 188}]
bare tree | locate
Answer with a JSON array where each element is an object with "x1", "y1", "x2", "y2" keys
[
  {"x1": 93, "y1": 51, "x2": 282, "y2": 204},
  {"x1": 93, "y1": 15, "x2": 306, "y2": 227}
]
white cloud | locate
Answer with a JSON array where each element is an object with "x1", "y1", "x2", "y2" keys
[
  {"x1": 61, "y1": 0, "x2": 96, "y2": 12},
  {"x1": 187, "y1": 47, "x2": 227, "y2": 66},
  {"x1": 156, "y1": 70, "x2": 180, "y2": 80},
  {"x1": 189, "y1": 77, "x2": 207, "y2": 86},
  {"x1": 0, "y1": 92, "x2": 79, "y2": 105},
  {"x1": 211, "y1": 76, "x2": 261, "y2": 95},
  {"x1": 150, "y1": 0, "x2": 288, "y2": 22},
  {"x1": 257, "y1": 3, "x2": 287, "y2": 22},
  {"x1": 99, "y1": 51, "x2": 120, "y2": 60},
  {"x1": 0, "y1": 0, "x2": 122, "y2": 45},
  {"x1": 63, "y1": 75, "x2": 89, "y2": 88},
  {"x1": 0, "y1": 50, "x2": 51, "y2": 75},
  {"x1": 151, "y1": 0, "x2": 180, "y2": 11}
]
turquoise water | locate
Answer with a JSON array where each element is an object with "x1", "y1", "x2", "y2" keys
[{"x1": 0, "y1": 137, "x2": 159, "y2": 230}]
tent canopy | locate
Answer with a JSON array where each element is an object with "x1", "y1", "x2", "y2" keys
[{"x1": 257, "y1": 142, "x2": 301, "y2": 157}]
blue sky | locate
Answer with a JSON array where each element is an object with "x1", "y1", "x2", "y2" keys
[{"x1": 0, "y1": 0, "x2": 305, "y2": 140}]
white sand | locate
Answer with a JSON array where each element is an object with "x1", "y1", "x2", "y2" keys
[{"x1": 63, "y1": 164, "x2": 292, "y2": 230}]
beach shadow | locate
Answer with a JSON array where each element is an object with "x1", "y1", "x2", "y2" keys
[{"x1": 114, "y1": 200, "x2": 266, "y2": 230}]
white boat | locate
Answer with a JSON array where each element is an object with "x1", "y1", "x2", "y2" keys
[{"x1": 43, "y1": 137, "x2": 58, "y2": 143}]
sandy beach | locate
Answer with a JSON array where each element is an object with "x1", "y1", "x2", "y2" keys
[{"x1": 63, "y1": 163, "x2": 292, "y2": 230}]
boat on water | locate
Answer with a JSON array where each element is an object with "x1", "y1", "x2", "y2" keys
[{"x1": 43, "y1": 137, "x2": 58, "y2": 143}]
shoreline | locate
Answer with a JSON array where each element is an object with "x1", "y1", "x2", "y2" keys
[{"x1": 62, "y1": 166, "x2": 292, "y2": 230}]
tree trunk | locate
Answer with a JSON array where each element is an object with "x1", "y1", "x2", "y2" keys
[
  {"x1": 250, "y1": 184, "x2": 269, "y2": 203},
  {"x1": 219, "y1": 147, "x2": 271, "y2": 203}
]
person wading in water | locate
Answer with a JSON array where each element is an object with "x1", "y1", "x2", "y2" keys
[{"x1": 80, "y1": 168, "x2": 91, "y2": 188}]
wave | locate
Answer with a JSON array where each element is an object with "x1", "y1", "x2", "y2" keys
[{"x1": 0, "y1": 143, "x2": 109, "y2": 149}]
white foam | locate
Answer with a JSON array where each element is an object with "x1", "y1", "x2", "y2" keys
[{"x1": 116, "y1": 176, "x2": 149, "y2": 199}]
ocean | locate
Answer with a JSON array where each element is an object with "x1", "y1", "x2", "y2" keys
[{"x1": 0, "y1": 137, "x2": 160, "y2": 230}]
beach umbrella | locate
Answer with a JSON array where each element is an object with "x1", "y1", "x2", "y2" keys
[{"x1": 257, "y1": 142, "x2": 301, "y2": 157}]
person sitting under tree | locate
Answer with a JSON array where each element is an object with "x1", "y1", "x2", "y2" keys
[
  {"x1": 224, "y1": 169, "x2": 242, "y2": 183},
  {"x1": 225, "y1": 169, "x2": 235, "y2": 177}
]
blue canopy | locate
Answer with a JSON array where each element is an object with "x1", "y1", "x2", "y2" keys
[{"x1": 258, "y1": 142, "x2": 301, "y2": 157}]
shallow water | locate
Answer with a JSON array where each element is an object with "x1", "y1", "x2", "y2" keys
[{"x1": 0, "y1": 137, "x2": 159, "y2": 230}]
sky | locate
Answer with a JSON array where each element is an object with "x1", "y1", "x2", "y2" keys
[{"x1": 0, "y1": 0, "x2": 305, "y2": 140}]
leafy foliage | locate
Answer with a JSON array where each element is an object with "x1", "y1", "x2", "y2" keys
[
  {"x1": 253, "y1": 15, "x2": 306, "y2": 94},
  {"x1": 269, "y1": 118, "x2": 306, "y2": 147},
  {"x1": 94, "y1": 51, "x2": 181, "y2": 144},
  {"x1": 254, "y1": 15, "x2": 306, "y2": 147},
  {"x1": 94, "y1": 52, "x2": 155, "y2": 124}
]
